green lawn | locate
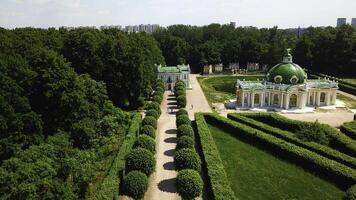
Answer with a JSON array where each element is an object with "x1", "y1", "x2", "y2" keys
[
  {"x1": 208, "y1": 124, "x2": 345, "y2": 200},
  {"x1": 342, "y1": 79, "x2": 356, "y2": 85},
  {"x1": 197, "y1": 75, "x2": 263, "y2": 105},
  {"x1": 337, "y1": 94, "x2": 356, "y2": 109}
]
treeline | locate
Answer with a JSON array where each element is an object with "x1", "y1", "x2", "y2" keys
[
  {"x1": 0, "y1": 27, "x2": 163, "y2": 199},
  {"x1": 154, "y1": 24, "x2": 356, "y2": 76}
]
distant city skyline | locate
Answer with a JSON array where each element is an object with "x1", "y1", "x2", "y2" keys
[{"x1": 1, "y1": 0, "x2": 356, "y2": 29}]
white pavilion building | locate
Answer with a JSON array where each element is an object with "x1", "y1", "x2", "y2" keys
[{"x1": 236, "y1": 50, "x2": 338, "y2": 110}]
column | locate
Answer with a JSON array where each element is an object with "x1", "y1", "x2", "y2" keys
[
  {"x1": 280, "y1": 93, "x2": 284, "y2": 108},
  {"x1": 317, "y1": 92, "x2": 320, "y2": 106},
  {"x1": 241, "y1": 92, "x2": 245, "y2": 107},
  {"x1": 313, "y1": 92, "x2": 316, "y2": 105},
  {"x1": 285, "y1": 94, "x2": 290, "y2": 109},
  {"x1": 331, "y1": 90, "x2": 337, "y2": 104},
  {"x1": 251, "y1": 92, "x2": 255, "y2": 108},
  {"x1": 307, "y1": 92, "x2": 310, "y2": 105},
  {"x1": 260, "y1": 93, "x2": 264, "y2": 107},
  {"x1": 247, "y1": 92, "x2": 250, "y2": 107},
  {"x1": 326, "y1": 92, "x2": 331, "y2": 106},
  {"x1": 268, "y1": 92, "x2": 271, "y2": 106}
]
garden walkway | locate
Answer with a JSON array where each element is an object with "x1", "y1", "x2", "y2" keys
[{"x1": 144, "y1": 91, "x2": 180, "y2": 200}]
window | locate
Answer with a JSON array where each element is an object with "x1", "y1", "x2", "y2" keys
[
  {"x1": 320, "y1": 92, "x2": 326, "y2": 103},
  {"x1": 273, "y1": 94, "x2": 279, "y2": 105},
  {"x1": 289, "y1": 94, "x2": 297, "y2": 107},
  {"x1": 290, "y1": 76, "x2": 299, "y2": 84},
  {"x1": 274, "y1": 75, "x2": 283, "y2": 83},
  {"x1": 254, "y1": 94, "x2": 260, "y2": 105}
]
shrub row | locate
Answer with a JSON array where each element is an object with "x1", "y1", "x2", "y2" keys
[
  {"x1": 94, "y1": 113, "x2": 141, "y2": 200},
  {"x1": 227, "y1": 113, "x2": 356, "y2": 169},
  {"x1": 239, "y1": 112, "x2": 356, "y2": 157},
  {"x1": 341, "y1": 120, "x2": 356, "y2": 141},
  {"x1": 204, "y1": 113, "x2": 356, "y2": 189},
  {"x1": 123, "y1": 86, "x2": 162, "y2": 199},
  {"x1": 174, "y1": 112, "x2": 203, "y2": 200},
  {"x1": 194, "y1": 113, "x2": 236, "y2": 200},
  {"x1": 175, "y1": 80, "x2": 187, "y2": 108}
]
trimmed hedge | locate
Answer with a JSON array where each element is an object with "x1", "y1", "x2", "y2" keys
[
  {"x1": 140, "y1": 125, "x2": 156, "y2": 138},
  {"x1": 176, "y1": 89, "x2": 186, "y2": 97},
  {"x1": 177, "y1": 124, "x2": 194, "y2": 138},
  {"x1": 176, "y1": 136, "x2": 195, "y2": 150},
  {"x1": 174, "y1": 148, "x2": 201, "y2": 171},
  {"x1": 125, "y1": 148, "x2": 155, "y2": 176},
  {"x1": 94, "y1": 113, "x2": 141, "y2": 200},
  {"x1": 177, "y1": 95, "x2": 187, "y2": 108},
  {"x1": 204, "y1": 113, "x2": 356, "y2": 188},
  {"x1": 195, "y1": 113, "x2": 236, "y2": 200},
  {"x1": 147, "y1": 102, "x2": 161, "y2": 115},
  {"x1": 341, "y1": 121, "x2": 356, "y2": 140},
  {"x1": 133, "y1": 135, "x2": 156, "y2": 152},
  {"x1": 176, "y1": 115, "x2": 191, "y2": 127},
  {"x1": 239, "y1": 112, "x2": 356, "y2": 157},
  {"x1": 228, "y1": 113, "x2": 356, "y2": 169},
  {"x1": 146, "y1": 109, "x2": 159, "y2": 119},
  {"x1": 176, "y1": 108, "x2": 188, "y2": 117},
  {"x1": 152, "y1": 94, "x2": 163, "y2": 104},
  {"x1": 346, "y1": 185, "x2": 356, "y2": 200},
  {"x1": 122, "y1": 171, "x2": 148, "y2": 200},
  {"x1": 142, "y1": 116, "x2": 157, "y2": 129},
  {"x1": 176, "y1": 169, "x2": 203, "y2": 200}
]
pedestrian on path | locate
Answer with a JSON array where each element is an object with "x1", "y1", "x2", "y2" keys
[{"x1": 191, "y1": 104, "x2": 193, "y2": 110}]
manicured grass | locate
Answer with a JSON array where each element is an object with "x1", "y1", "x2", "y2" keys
[
  {"x1": 197, "y1": 75, "x2": 263, "y2": 105},
  {"x1": 208, "y1": 124, "x2": 345, "y2": 200},
  {"x1": 342, "y1": 79, "x2": 356, "y2": 85},
  {"x1": 337, "y1": 94, "x2": 356, "y2": 109}
]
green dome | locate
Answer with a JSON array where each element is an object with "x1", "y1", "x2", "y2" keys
[
  {"x1": 267, "y1": 63, "x2": 306, "y2": 84},
  {"x1": 266, "y1": 49, "x2": 307, "y2": 84}
]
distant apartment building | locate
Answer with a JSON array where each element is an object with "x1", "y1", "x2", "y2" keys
[
  {"x1": 352, "y1": 18, "x2": 356, "y2": 27},
  {"x1": 100, "y1": 25, "x2": 122, "y2": 30},
  {"x1": 124, "y1": 24, "x2": 160, "y2": 33},
  {"x1": 337, "y1": 18, "x2": 347, "y2": 27}
]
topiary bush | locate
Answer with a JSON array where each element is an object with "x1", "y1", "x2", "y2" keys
[
  {"x1": 122, "y1": 171, "x2": 148, "y2": 200},
  {"x1": 176, "y1": 169, "x2": 203, "y2": 200},
  {"x1": 133, "y1": 135, "x2": 156, "y2": 152},
  {"x1": 176, "y1": 115, "x2": 191, "y2": 127},
  {"x1": 176, "y1": 108, "x2": 188, "y2": 117},
  {"x1": 142, "y1": 116, "x2": 157, "y2": 129},
  {"x1": 176, "y1": 89, "x2": 186, "y2": 97},
  {"x1": 146, "y1": 109, "x2": 159, "y2": 119},
  {"x1": 147, "y1": 102, "x2": 161, "y2": 115},
  {"x1": 177, "y1": 124, "x2": 194, "y2": 138},
  {"x1": 155, "y1": 86, "x2": 165, "y2": 93},
  {"x1": 125, "y1": 148, "x2": 155, "y2": 175},
  {"x1": 345, "y1": 185, "x2": 356, "y2": 200},
  {"x1": 174, "y1": 148, "x2": 201, "y2": 171},
  {"x1": 176, "y1": 136, "x2": 195, "y2": 150},
  {"x1": 175, "y1": 85, "x2": 185, "y2": 92},
  {"x1": 177, "y1": 95, "x2": 187, "y2": 108},
  {"x1": 175, "y1": 80, "x2": 185, "y2": 88},
  {"x1": 296, "y1": 121, "x2": 330, "y2": 145},
  {"x1": 140, "y1": 125, "x2": 156, "y2": 138}
]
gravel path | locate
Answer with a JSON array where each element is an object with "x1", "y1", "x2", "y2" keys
[
  {"x1": 144, "y1": 91, "x2": 181, "y2": 200},
  {"x1": 337, "y1": 90, "x2": 356, "y2": 100}
]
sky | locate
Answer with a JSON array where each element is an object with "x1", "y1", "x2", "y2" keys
[{"x1": 1, "y1": 0, "x2": 356, "y2": 29}]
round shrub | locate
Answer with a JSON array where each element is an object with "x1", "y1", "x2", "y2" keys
[
  {"x1": 176, "y1": 169, "x2": 203, "y2": 200},
  {"x1": 133, "y1": 135, "x2": 156, "y2": 152},
  {"x1": 142, "y1": 116, "x2": 157, "y2": 129},
  {"x1": 176, "y1": 89, "x2": 186, "y2": 97},
  {"x1": 174, "y1": 148, "x2": 201, "y2": 171},
  {"x1": 175, "y1": 80, "x2": 185, "y2": 87},
  {"x1": 176, "y1": 136, "x2": 194, "y2": 150},
  {"x1": 176, "y1": 108, "x2": 188, "y2": 117},
  {"x1": 177, "y1": 95, "x2": 187, "y2": 108},
  {"x1": 346, "y1": 185, "x2": 356, "y2": 200},
  {"x1": 155, "y1": 86, "x2": 165, "y2": 93},
  {"x1": 177, "y1": 124, "x2": 194, "y2": 138},
  {"x1": 146, "y1": 109, "x2": 159, "y2": 119},
  {"x1": 125, "y1": 148, "x2": 155, "y2": 175},
  {"x1": 152, "y1": 95, "x2": 163, "y2": 104},
  {"x1": 122, "y1": 171, "x2": 148, "y2": 200},
  {"x1": 147, "y1": 102, "x2": 161, "y2": 114},
  {"x1": 140, "y1": 125, "x2": 156, "y2": 138},
  {"x1": 156, "y1": 80, "x2": 165, "y2": 88},
  {"x1": 176, "y1": 115, "x2": 191, "y2": 127},
  {"x1": 175, "y1": 85, "x2": 185, "y2": 92}
]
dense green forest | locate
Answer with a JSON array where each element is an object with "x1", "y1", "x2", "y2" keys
[
  {"x1": 154, "y1": 24, "x2": 356, "y2": 76},
  {"x1": 0, "y1": 23, "x2": 355, "y2": 199}
]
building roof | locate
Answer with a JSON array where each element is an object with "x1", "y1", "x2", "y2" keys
[
  {"x1": 157, "y1": 64, "x2": 190, "y2": 73},
  {"x1": 266, "y1": 49, "x2": 307, "y2": 85}
]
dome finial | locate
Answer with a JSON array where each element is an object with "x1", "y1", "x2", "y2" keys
[{"x1": 283, "y1": 48, "x2": 293, "y2": 63}]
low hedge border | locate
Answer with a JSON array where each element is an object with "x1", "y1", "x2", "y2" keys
[
  {"x1": 93, "y1": 112, "x2": 141, "y2": 200},
  {"x1": 239, "y1": 112, "x2": 356, "y2": 157},
  {"x1": 195, "y1": 113, "x2": 236, "y2": 200},
  {"x1": 227, "y1": 113, "x2": 356, "y2": 169},
  {"x1": 341, "y1": 121, "x2": 356, "y2": 141},
  {"x1": 203, "y1": 113, "x2": 356, "y2": 189}
]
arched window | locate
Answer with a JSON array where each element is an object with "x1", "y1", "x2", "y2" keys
[
  {"x1": 254, "y1": 94, "x2": 260, "y2": 105},
  {"x1": 289, "y1": 94, "x2": 297, "y2": 107},
  {"x1": 273, "y1": 94, "x2": 279, "y2": 105},
  {"x1": 320, "y1": 92, "x2": 326, "y2": 103}
]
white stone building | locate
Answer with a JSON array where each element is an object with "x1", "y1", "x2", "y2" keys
[{"x1": 157, "y1": 64, "x2": 190, "y2": 90}]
